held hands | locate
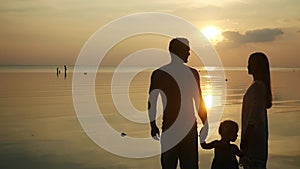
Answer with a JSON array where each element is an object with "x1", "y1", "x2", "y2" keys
[
  {"x1": 199, "y1": 121, "x2": 209, "y2": 143},
  {"x1": 240, "y1": 139, "x2": 248, "y2": 153},
  {"x1": 239, "y1": 139, "x2": 249, "y2": 166},
  {"x1": 239, "y1": 156, "x2": 250, "y2": 167},
  {"x1": 151, "y1": 125, "x2": 160, "y2": 141}
]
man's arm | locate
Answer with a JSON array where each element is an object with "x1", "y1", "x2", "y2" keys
[
  {"x1": 193, "y1": 70, "x2": 208, "y2": 142},
  {"x1": 148, "y1": 72, "x2": 160, "y2": 140},
  {"x1": 194, "y1": 70, "x2": 207, "y2": 124},
  {"x1": 198, "y1": 93, "x2": 207, "y2": 124}
]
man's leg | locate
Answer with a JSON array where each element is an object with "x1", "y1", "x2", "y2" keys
[
  {"x1": 179, "y1": 125, "x2": 198, "y2": 169},
  {"x1": 161, "y1": 145, "x2": 179, "y2": 169}
]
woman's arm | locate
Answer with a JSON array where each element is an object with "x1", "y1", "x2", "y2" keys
[
  {"x1": 232, "y1": 144, "x2": 243, "y2": 157},
  {"x1": 240, "y1": 124, "x2": 254, "y2": 154},
  {"x1": 242, "y1": 82, "x2": 265, "y2": 151},
  {"x1": 247, "y1": 82, "x2": 266, "y2": 125}
]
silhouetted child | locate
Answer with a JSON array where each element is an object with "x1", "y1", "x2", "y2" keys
[{"x1": 201, "y1": 120, "x2": 242, "y2": 169}]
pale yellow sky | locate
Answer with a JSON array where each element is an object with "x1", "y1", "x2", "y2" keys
[{"x1": 0, "y1": 0, "x2": 299, "y2": 67}]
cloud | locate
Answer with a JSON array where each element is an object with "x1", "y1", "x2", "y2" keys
[
  {"x1": 218, "y1": 28, "x2": 284, "y2": 48},
  {"x1": 245, "y1": 28, "x2": 284, "y2": 42}
]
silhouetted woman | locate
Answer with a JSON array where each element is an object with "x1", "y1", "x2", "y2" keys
[{"x1": 240, "y1": 52, "x2": 272, "y2": 169}]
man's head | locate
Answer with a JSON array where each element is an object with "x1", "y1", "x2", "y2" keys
[{"x1": 169, "y1": 38, "x2": 190, "y2": 63}]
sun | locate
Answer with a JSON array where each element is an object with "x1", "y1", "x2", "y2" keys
[{"x1": 201, "y1": 26, "x2": 223, "y2": 44}]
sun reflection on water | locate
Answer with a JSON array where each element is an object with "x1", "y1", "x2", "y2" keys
[{"x1": 203, "y1": 93, "x2": 213, "y2": 110}]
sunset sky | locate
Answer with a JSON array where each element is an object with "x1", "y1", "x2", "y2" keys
[{"x1": 0, "y1": 0, "x2": 299, "y2": 67}]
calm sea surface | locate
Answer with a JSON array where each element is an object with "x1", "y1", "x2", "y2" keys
[{"x1": 0, "y1": 66, "x2": 299, "y2": 169}]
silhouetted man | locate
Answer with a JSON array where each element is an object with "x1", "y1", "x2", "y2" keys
[
  {"x1": 148, "y1": 37, "x2": 207, "y2": 169},
  {"x1": 64, "y1": 64, "x2": 67, "y2": 78}
]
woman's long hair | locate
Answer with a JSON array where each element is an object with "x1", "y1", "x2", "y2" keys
[{"x1": 249, "y1": 52, "x2": 273, "y2": 109}]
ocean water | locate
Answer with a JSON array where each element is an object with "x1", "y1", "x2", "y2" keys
[{"x1": 0, "y1": 66, "x2": 299, "y2": 169}]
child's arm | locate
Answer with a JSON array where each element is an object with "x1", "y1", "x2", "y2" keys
[
  {"x1": 200, "y1": 140, "x2": 217, "y2": 150},
  {"x1": 232, "y1": 144, "x2": 243, "y2": 157}
]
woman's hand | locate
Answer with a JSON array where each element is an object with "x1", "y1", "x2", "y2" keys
[{"x1": 240, "y1": 139, "x2": 248, "y2": 153}]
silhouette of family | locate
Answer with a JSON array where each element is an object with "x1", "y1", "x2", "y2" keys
[{"x1": 148, "y1": 38, "x2": 272, "y2": 169}]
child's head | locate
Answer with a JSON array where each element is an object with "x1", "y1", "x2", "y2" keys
[{"x1": 218, "y1": 120, "x2": 239, "y2": 142}]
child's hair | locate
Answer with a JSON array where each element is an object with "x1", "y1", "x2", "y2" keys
[{"x1": 218, "y1": 120, "x2": 238, "y2": 139}]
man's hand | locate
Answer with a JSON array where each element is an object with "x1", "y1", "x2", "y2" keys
[
  {"x1": 199, "y1": 121, "x2": 209, "y2": 143},
  {"x1": 151, "y1": 125, "x2": 160, "y2": 141}
]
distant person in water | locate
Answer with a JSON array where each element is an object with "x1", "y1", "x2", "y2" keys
[
  {"x1": 201, "y1": 120, "x2": 242, "y2": 169},
  {"x1": 148, "y1": 37, "x2": 207, "y2": 169},
  {"x1": 64, "y1": 65, "x2": 67, "y2": 78},
  {"x1": 240, "y1": 52, "x2": 272, "y2": 169},
  {"x1": 56, "y1": 67, "x2": 60, "y2": 77}
]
